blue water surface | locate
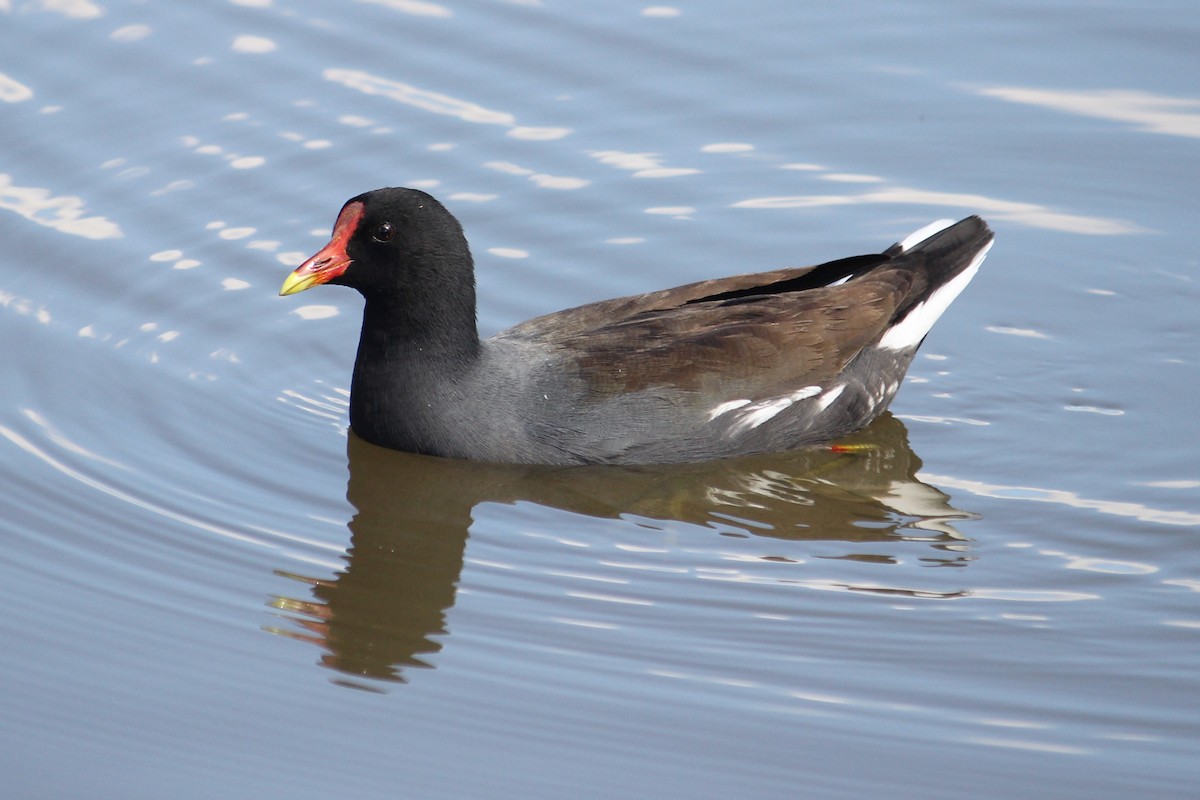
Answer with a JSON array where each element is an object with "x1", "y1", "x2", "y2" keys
[{"x1": 2, "y1": 1, "x2": 1198, "y2": 798}]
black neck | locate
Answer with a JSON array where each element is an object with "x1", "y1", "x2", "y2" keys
[
  {"x1": 355, "y1": 282, "x2": 481, "y2": 368},
  {"x1": 348, "y1": 293, "x2": 480, "y2": 453}
]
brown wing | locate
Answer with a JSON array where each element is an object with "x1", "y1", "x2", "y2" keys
[
  {"x1": 500, "y1": 265, "x2": 816, "y2": 340},
  {"x1": 497, "y1": 263, "x2": 914, "y2": 398}
]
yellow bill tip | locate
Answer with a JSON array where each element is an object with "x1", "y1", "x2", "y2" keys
[{"x1": 279, "y1": 269, "x2": 320, "y2": 296}]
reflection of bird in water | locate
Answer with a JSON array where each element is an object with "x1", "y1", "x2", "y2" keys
[{"x1": 267, "y1": 413, "x2": 975, "y2": 687}]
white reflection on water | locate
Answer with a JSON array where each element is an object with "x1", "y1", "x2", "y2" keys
[
  {"x1": 290, "y1": 304, "x2": 339, "y2": 320},
  {"x1": 985, "y1": 326, "x2": 1051, "y2": 340},
  {"x1": 1063, "y1": 557, "x2": 1155, "y2": 575},
  {"x1": 357, "y1": 0, "x2": 453, "y2": 19},
  {"x1": 277, "y1": 384, "x2": 349, "y2": 426},
  {"x1": 110, "y1": 24, "x2": 152, "y2": 43},
  {"x1": 0, "y1": 72, "x2": 33, "y2": 102},
  {"x1": 922, "y1": 473, "x2": 1200, "y2": 527},
  {"x1": 822, "y1": 173, "x2": 885, "y2": 184},
  {"x1": 967, "y1": 737, "x2": 1089, "y2": 756},
  {"x1": 700, "y1": 142, "x2": 754, "y2": 153},
  {"x1": 484, "y1": 160, "x2": 590, "y2": 190},
  {"x1": 20, "y1": 408, "x2": 123, "y2": 469},
  {"x1": 179, "y1": 135, "x2": 265, "y2": 170},
  {"x1": 589, "y1": 150, "x2": 701, "y2": 179},
  {"x1": 645, "y1": 205, "x2": 695, "y2": 218},
  {"x1": 1142, "y1": 480, "x2": 1200, "y2": 490},
  {"x1": 0, "y1": 289, "x2": 51, "y2": 324},
  {"x1": 150, "y1": 248, "x2": 203, "y2": 270},
  {"x1": 707, "y1": 573, "x2": 1097, "y2": 602},
  {"x1": 449, "y1": 192, "x2": 499, "y2": 203},
  {"x1": 17, "y1": 0, "x2": 102, "y2": 19},
  {"x1": 733, "y1": 186, "x2": 1141, "y2": 235},
  {"x1": 230, "y1": 35, "x2": 276, "y2": 54},
  {"x1": 487, "y1": 247, "x2": 530, "y2": 259},
  {"x1": 0, "y1": 174, "x2": 122, "y2": 240},
  {"x1": 980, "y1": 87, "x2": 1200, "y2": 139},
  {"x1": 325, "y1": 68, "x2": 572, "y2": 141}
]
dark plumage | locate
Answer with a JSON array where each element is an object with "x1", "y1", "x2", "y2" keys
[{"x1": 280, "y1": 188, "x2": 993, "y2": 464}]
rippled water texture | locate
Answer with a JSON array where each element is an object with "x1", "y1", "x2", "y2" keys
[{"x1": 3, "y1": 1, "x2": 1198, "y2": 798}]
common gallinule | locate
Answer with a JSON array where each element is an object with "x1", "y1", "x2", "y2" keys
[{"x1": 281, "y1": 188, "x2": 993, "y2": 465}]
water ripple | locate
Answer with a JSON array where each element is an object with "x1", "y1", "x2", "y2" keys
[{"x1": 923, "y1": 474, "x2": 1200, "y2": 527}]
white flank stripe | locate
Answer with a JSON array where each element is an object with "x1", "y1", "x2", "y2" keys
[
  {"x1": 720, "y1": 385, "x2": 824, "y2": 436},
  {"x1": 816, "y1": 383, "x2": 846, "y2": 411},
  {"x1": 790, "y1": 385, "x2": 822, "y2": 401},
  {"x1": 729, "y1": 397, "x2": 794, "y2": 433},
  {"x1": 878, "y1": 239, "x2": 993, "y2": 351},
  {"x1": 708, "y1": 398, "x2": 752, "y2": 420},
  {"x1": 898, "y1": 219, "x2": 956, "y2": 252}
]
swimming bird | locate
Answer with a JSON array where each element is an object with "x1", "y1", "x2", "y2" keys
[{"x1": 280, "y1": 188, "x2": 993, "y2": 465}]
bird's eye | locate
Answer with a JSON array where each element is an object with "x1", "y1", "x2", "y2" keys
[{"x1": 371, "y1": 222, "x2": 395, "y2": 243}]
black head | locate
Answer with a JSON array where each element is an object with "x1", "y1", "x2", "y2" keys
[{"x1": 280, "y1": 187, "x2": 475, "y2": 309}]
